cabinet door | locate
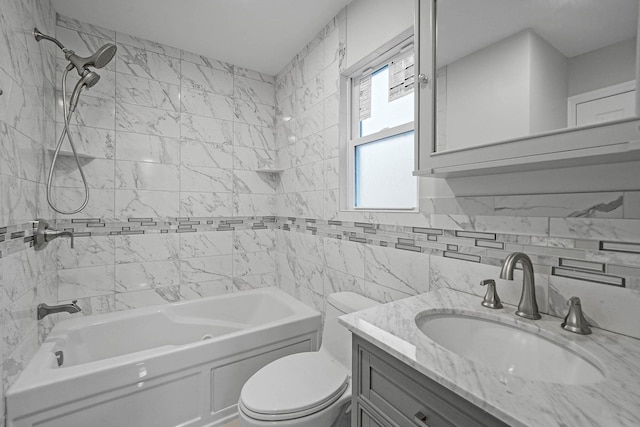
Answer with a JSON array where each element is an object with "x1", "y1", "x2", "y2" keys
[{"x1": 355, "y1": 337, "x2": 509, "y2": 427}]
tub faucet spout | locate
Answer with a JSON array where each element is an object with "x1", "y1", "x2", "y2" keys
[
  {"x1": 37, "y1": 300, "x2": 81, "y2": 320},
  {"x1": 499, "y1": 252, "x2": 541, "y2": 320}
]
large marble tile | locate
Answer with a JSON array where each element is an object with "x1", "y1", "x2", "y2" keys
[
  {"x1": 234, "y1": 99, "x2": 275, "y2": 127},
  {"x1": 116, "y1": 73, "x2": 180, "y2": 111},
  {"x1": 232, "y1": 273, "x2": 277, "y2": 292},
  {"x1": 550, "y1": 218, "x2": 640, "y2": 242},
  {"x1": 364, "y1": 244, "x2": 430, "y2": 295},
  {"x1": 115, "y1": 161, "x2": 179, "y2": 191},
  {"x1": 0, "y1": 175, "x2": 38, "y2": 225},
  {"x1": 181, "y1": 61, "x2": 233, "y2": 96},
  {"x1": 233, "y1": 251, "x2": 277, "y2": 277},
  {"x1": 181, "y1": 255, "x2": 233, "y2": 283},
  {"x1": 115, "y1": 286, "x2": 182, "y2": 311},
  {"x1": 323, "y1": 237, "x2": 365, "y2": 278},
  {"x1": 234, "y1": 66, "x2": 275, "y2": 84},
  {"x1": 115, "y1": 233, "x2": 179, "y2": 264},
  {"x1": 181, "y1": 51, "x2": 233, "y2": 73},
  {"x1": 233, "y1": 123, "x2": 275, "y2": 151},
  {"x1": 58, "y1": 265, "x2": 115, "y2": 300},
  {"x1": 115, "y1": 43, "x2": 180, "y2": 84},
  {"x1": 295, "y1": 162, "x2": 324, "y2": 192},
  {"x1": 234, "y1": 76, "x2": 276, "y2": 106},
  {"x1": 233, "y1": 229, "x2": 276, "y2": 253},
  {"x1": 232, "y1": 194, "x2": 275, "y2": 217},
  {"x1": 180, "y1": 165, "x2": 232, "y2": 193},
  {"x1": 57, "y1": 236, "x2": 115, "y2": 269},
  {"x1": 296, "y1": 133, "x2": 324, "y2": 166},
  {"x1": 181, "y1": 279, "x2": 234, "y2": 300},
  {"x1": 181, "y1": 139, "x2": 233, "y2": 169},
  {"x1": 115, "y1": 189, "x2": 179, "y2": 219},
  {"x1": 181, "y1": 114, "x2": 233, "y2": 144},
  {"x1": 179, "y1": 192, "x2": 232, "y2": 217},
  {"x1": 181, "y1": 87, "x2": 234, "y2": 121},
  {"x1": 0, "y1": 122, "x2": 43, "y2": 183},
  {"x1": 180, "y1": 231, "x2": 233, "y2": 258},
  {"x1": 116, "y1": 102, "x2": 180, "y2": 138},
  {"x1": 116, "y1": 32, "x2": 180, "y2": 58},
  {"x1": 116, "y1": 132, "x2": 180, "y2": 164},
  {"x1": 115, "y1": 260, "x2": 181, "y2": 292},
  {"x1": 232, "y1": 147, "x2": 276, "y2": 171},
  {"x1": 495, "y1": 193, "x2": 624, "y2": 218},
  {"x1": 419, "y1": 196, "x2": 494, "y2": 216},
  {"x1": 624, "y1": 191, "x2": 640, "y2": 219}
]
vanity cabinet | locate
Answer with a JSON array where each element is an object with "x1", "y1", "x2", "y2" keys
[{"x1": 352, "y1": 336, "x2": 508, "y2": 427}]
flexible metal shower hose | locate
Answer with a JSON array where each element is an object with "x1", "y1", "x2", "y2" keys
[{"x1": 46, "y1": 67, "x2": 90, "y2": 214}]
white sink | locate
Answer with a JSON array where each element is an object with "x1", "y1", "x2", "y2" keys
[{"x1": 415, "y1": 312, "x2": 605, "y2": 385}]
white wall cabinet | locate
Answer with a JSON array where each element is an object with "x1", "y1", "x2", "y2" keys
[{"x1": 414, "y1": 0, "x2": 640, "y2": 178}]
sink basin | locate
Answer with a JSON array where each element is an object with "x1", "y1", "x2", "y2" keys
[{"x1": 415, "y1": 312, "x2": 605, "y2": 385}]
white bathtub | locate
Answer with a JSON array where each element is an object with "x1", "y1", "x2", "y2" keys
[{"x1": 7, "y1": 287, "x2": 321, "y2": 427}]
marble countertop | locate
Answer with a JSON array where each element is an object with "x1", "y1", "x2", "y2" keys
[{"x1": 339, "y1": 288, "x2": 640, "y2": 427}]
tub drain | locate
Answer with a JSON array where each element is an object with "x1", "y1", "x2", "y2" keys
[{"x1": 201, "y1": 334, "x2": 214, "y2": 341}]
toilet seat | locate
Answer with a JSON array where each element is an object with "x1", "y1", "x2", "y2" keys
[{"x1": 239, "y1": 352, "x2": 349, "y2": 422}]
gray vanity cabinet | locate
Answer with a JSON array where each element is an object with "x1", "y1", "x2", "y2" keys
[{"x1": 352, "y1": 336, "x2": 509, "y2": 427}]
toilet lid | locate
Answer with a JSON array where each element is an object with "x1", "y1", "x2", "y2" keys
[{"x1": 240, "y1": 352, "x2": 349, "y2": 419}]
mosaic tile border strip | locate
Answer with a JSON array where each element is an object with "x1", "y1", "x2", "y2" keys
[{"x1": 2, "y1": 216, "x2": 639, "y2": 289}]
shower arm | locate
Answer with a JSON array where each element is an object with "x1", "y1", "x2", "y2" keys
[{"x1": 33, "y1": 28, "x2": 68, "y2": 52}]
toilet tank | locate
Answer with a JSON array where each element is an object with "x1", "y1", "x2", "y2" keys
[{"x1": 322, "y1": 292, "x2": 379, "y2": 369}]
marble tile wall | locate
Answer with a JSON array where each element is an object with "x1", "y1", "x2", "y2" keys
[
  {"x1": 0, "y1": 0, "x2": 58, "y2": 423},
  {"x1": 51, "y1": 15, "x2": 277, "y2": 221},
  {"x1": 272, "y1": 8, "x2": 640, "y2": 339},
  {"x1": 43, "y1": 16, "x2": 279, "y2": 315}
]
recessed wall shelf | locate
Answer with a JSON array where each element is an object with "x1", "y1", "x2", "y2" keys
[
  {"x1": 255, "y1": 168, "x2": 284, "y2": 173},
  {"x1": 46, "y1": 148, "x2": 95, "y2": 160}
]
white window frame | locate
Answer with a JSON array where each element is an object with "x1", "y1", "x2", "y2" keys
[{"x1": 346, "y1": 37, "x2": 418, "y2": 211}]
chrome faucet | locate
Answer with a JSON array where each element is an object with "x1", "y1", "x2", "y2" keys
[
  {"x1": 499, "y1": 252, "x2": 541, "y2": 320},
  {"x1": 34, "y1": 219, "x2": 74, "y2": 250},
  {"x1": 37, "y1": 300, "x2": 81, "y2": 320}
]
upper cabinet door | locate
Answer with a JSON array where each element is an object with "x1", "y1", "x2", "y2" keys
[{"x1": 415, "y1": 0, "x2": 640, "y2": 177}]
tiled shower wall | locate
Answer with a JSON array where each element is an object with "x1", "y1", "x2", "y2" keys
[
  {"x1": 0, "y1": 0, "x2": 57, "y2": 423},
  {"x1": 49, "y1": 16, "x2": 279, "y2": 314},
  {"x1": 274, "y1": 8, "x2": 640, "y2": 339}
]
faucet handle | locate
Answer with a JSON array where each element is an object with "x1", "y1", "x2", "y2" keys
[
  {"x1": 561, "y1": 297, "x2": 591, "y2": 335},
  {"x1": 480, "y1": 279, "x2": 503, "y2": 309}
]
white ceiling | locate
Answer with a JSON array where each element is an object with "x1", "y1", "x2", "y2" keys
[
  {"x1": 50, "y1": 0, "x2": 352, "y2": 76},
  {"x1": 438, "y1": 0, "x2": 638, "y2": 66}
]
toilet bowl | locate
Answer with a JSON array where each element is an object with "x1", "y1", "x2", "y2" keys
[{"x1": 238, "y1": 292, "x2": 379, "y2": 427}]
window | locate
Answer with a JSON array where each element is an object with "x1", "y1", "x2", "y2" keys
[{"x1": 348, "y1": 41, "x2": 417, "y2": 210}]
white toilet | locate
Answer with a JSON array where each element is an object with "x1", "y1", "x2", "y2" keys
[{"x1": 238, "y1": 292, "x2": 379, "y2": 427}]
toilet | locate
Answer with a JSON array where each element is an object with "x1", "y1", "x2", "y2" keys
[{"x1": 238, "y1": 292, "x2": 379, "y2": 427}]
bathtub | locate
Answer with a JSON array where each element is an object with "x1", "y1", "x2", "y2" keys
[{"x1": 7, "y1": 287, "x2": 321, "y2": 427}]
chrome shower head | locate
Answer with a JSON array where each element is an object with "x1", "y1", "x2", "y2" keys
[
  {"x1": 69, "y1": 71, "x2": 101, "y2": 112},
  {"x1": 67, "y1": 43, "x2": 117, "y2": 72},
  {"x1": 34, "y1": 27, "x2": 117, "y2": 76}
]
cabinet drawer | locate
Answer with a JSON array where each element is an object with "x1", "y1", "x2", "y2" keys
[{"x1": 355, "y1": 337, "x2": 508, "y2": 427}]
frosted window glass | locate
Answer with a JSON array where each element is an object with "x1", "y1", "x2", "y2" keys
[
  {"x1": 360, "y1": 66, "x2": 415, "y2": 137},
  {"x1": 355, "y1": 131, "x2": 416, "y2": 209}
]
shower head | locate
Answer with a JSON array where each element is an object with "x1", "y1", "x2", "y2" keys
[
  {"x1": 68, "y1": 71, "x2": 101, "y2": 112},
  {"x1": 66, "y1": 43, "x2": 117, "y2": 72},
  {"x1": 34, "y1": 27, "x2": 117, "y2": 76}
]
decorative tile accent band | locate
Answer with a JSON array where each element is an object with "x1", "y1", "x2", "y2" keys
[{"x1": 1, "y1": 216, "x2": 639, "y2": 290}]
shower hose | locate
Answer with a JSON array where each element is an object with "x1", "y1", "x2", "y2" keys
[{"x1": 46, "y1": 67, "x2": 90, "y2": 214}]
